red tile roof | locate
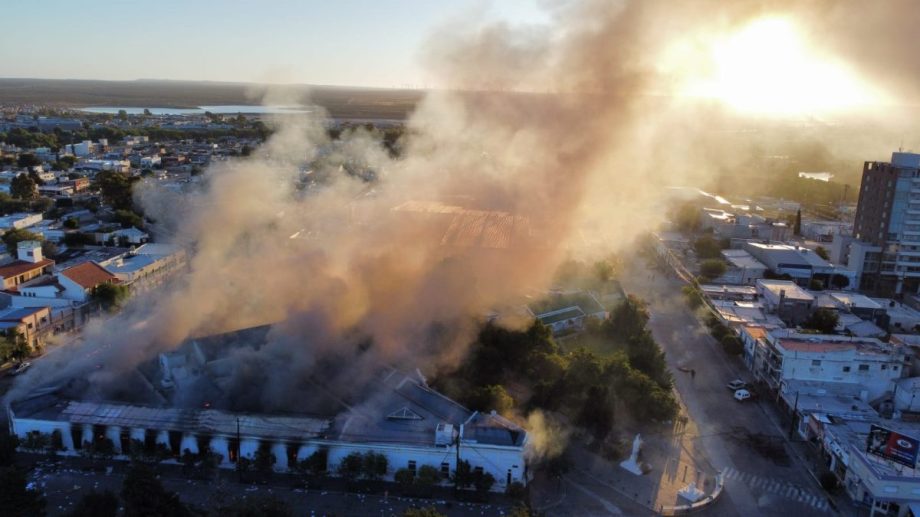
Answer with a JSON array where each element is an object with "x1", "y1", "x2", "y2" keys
[
  {"x1": 0, "y1": 259, "x2": 54, "y2": 280},
  {"x1": 60, "y1": 261, "x2": 118, "y2": 290}
]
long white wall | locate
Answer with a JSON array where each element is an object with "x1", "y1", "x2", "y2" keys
[{"x1": 9, "y1": 416, "x2": 527, "y2": 491}]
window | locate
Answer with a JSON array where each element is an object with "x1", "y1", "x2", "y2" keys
[
  {"x1": 408, "y1": 460, "x2": 416, "y2": 474},
  {"x1": 843, "y1": 366, "x2": 851, "y2": 372},
  {"x1": 881, "y1": 364, "x2": 888, "y2": 370},
  {"x1": 859, "y1": 364, "x2": 870, "y2": 371},
  {"x1": 441, "y1": 462, "x2": 450, "y2": 479},
  {"x1": 811, "y1": 360, "x2": 821, "y2": 366}
]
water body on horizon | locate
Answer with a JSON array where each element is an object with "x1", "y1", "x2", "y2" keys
[{"x1": 81, "y1": 105, "x2": 311, "y2": 116}]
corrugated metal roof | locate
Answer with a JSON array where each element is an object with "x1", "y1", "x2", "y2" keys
[{"x1": 61, "y1": 401, "x2": 330, "y2": 440}]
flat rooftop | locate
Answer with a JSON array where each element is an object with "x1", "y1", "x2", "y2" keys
[{"x1": 757, "y1": 279, "x2": 815, "y2": 301}]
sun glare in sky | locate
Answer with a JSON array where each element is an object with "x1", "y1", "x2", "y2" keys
[{"x1": 673, "y1": 17, "x2": 885, "y2": 116}]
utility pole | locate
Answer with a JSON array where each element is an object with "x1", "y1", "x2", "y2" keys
[
  {"x1": 454, "y1": 424, "x2": 462, "y2": 491},
  {"x1": 236, "y1": 417, "x2": 241, "y2": 482},
  {"x1": 788, "y1": 391, "x2": 800, "y2": 440}
]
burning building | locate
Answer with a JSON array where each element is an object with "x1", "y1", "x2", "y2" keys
[{"x1": 6, "y1": 326, "x2": 528, "y2": 491}]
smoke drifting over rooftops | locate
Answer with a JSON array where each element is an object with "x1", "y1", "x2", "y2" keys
[{"x1": 8, "y1": 0, "x2": 920, "y2": 411}]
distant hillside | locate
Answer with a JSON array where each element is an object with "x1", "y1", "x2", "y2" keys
[{"x1": 0, "y1": 78, "x2": 423, "y2": 120}]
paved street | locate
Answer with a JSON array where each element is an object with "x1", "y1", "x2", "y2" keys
[{"x1": 621, "y1": 258, "x2": 848, "y2": 516}]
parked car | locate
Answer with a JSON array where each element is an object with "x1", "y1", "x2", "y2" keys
[
  {"x1": 727, "y1": 379, "x2": 748, "y2": 391},
  {"x1": 9, "y1": 362, "x2": 31, "y2": 376},
  {"x1": 734, "y1": 389, "x2": 752, "y2": 402}
]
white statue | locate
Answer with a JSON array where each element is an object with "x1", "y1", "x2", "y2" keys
[
  {"x1": 678, "y1": 479, "x2": 705, "y2": 503},
  {"x1": 619, "y1": 433, "x2": 644, "y2": 475}
]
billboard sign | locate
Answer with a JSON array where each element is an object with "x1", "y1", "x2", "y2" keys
[{"x1": 866, "y1": 425, "x2": 920, "y2": 468}]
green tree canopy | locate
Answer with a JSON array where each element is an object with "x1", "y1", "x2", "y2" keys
[
  {"x1": 693, "y1": 235, "x2": 723, "y2": 259},
  {"x1": 93, "y1": 170, "x2": 139, "y2": 211},
  {"x1": 803, "y1": 308, "x2": 839, "y2": 334},
  {"x1": 17, "y1": 154, "x2": 41, "y2": 169},
  {"x1": 10, "y1": 174, "x2": 36, "y2": 200},
  {"x1": 699, "y1": 259, "x2": 727, "y2": 280}
]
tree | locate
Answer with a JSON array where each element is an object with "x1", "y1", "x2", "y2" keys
[
  {"x1": 394, "y1": 468, "x2": 415, "y2": 487},
  {"x1": 294, "y1": 448, "x2": 328, "y2": 476},
  {"x1": 803, "y1": 308, "x2": 839, "y2": 334},
  {"x1": 699, "y1": 259, "x2": 727, "y2": 280},
  {"x1": 2, "y1": 228, "x2": 42, "y2": 254},
  {"x1": 114, "y1": 209, "x2": 144, "y2": 229},
  {"x1": 814, "y1": 246, "x2": 829, "y2": 260},
  {"x1": 417, "y1": 464, "x2": 441, "y2": 487},
  {"x1": 121, "y1": 463, "x2": 190, "y2": 517},
  {"x1": 143, "y1": 108, "x2": 152, "y2": 116},
  {"x1": 241, "y1": 145, "x2": 253, "y2": 157},
  {"x1": 794, "y1": 208, "x2": 802, "y2": 236},
  {"x1": 474, "y1": 472, "x2": 496, "y2": 493},
  {"x1": 16, "y1": 153, "x2": 41, "y2": 169},
  {"x1": 721, "y1": 335, "x2": 743, "y2": 356},
  {"x1": 593, "y1": 260, "x2": 615, "y2": 283},
  {"x1": 465, "y1": 385, "x2": 514, "y2": 415},
  {"x1": 693, "y1": 235, "x2": 723, "y2": 259},
  {"x1": 337, "y1": 452, "x2": 363, "y2": 481},
  {"x1": 69, "y1": 490, "x2": 118, "y2": 517},
  {"x1": 830, "y1": 274, "x2": 850, "y2": 289},
  {"x1": 10, "y1": 174, "x2": 36, "y2": 200},
  {"x1": 117, "y1": 109, "x2": 128, "y2": 121},
  {"x1": 93, "y1": 170, "x2": 138, "y2": 211},
  {"x1": 41, "y1": 240, "x2": 58, "y2": 259},
  {"x1": 672, "y1": 202, "x2": 701, "y2": 233},
  {"x1": 452, "y1": 460, "x2": 475, "y2": 489},
  {"x1": 0, "y1": 331, "x2": 31, "y2": 364},
  {"x1": 0, "y1": 466, "x2": 46, "y2": 517},
  {"x1": 28, "y1": 170, "x2": 45, "y2": 186},
  {"x1": 21, "y1": 432, "x2": 49, "y2": 452},
  {"x1": 809, "y1": 278, "x2": 825, "y2": 291},
  {"x1": 64, "y1": 217, "x2": 79, "y2": 229},
  {"x1": 361, "y1": 451, "x2": 388, "y2": 480},
  {"x1": 92, "y1": 283, "x2": 130, "y2": 312}
]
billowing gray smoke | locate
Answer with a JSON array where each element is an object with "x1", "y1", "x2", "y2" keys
[{"x1": 8, "y1": 0, "x2": 920, "y2": 411}]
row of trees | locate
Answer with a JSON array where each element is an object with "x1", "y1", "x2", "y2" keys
[
  {"x1": 437, "y1": 297, "x2": 678, "y2": 444},
  {"x1": 0, "y1": 123, "x2": 272, "y2": 152}
]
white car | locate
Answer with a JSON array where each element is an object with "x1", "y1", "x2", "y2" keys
[
  {"x1": 10, "y1": 362, "x2": 31, "y2": 376},
  {"x1": 734, "y1": 389, "x2": 751, "y2": 402},
  {"x1": 726, "y1": 379, "x2": 748, "y2": 391}
]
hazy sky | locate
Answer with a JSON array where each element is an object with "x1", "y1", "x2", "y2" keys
[{"x1": 0, "y1": 0, "x2": 547, "y2": 88}]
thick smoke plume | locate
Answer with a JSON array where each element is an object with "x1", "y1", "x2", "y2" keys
[{"x1": 9, "y1": 0, "x2": 920, "y2": 410}]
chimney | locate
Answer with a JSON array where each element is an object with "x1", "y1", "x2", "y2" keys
[{"x1": 17, "y1": 240, "x2": 42, "y2": 263}]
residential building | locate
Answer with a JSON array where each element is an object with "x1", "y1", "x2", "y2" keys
[
  {"x1": 0, "y1": 306, "x2": 53, "y2": 349},
  {"x1": 743, "y1": 242, "x2": 854, "y2": 288},
  {"x1": 743, "y1": 329, "x2": 908, "y2": 400},
  {"x1": 0, "y1": 241, "x2": 54, "y2": 290},
  {"x1": 98, "y1": 243, "x2": 187, "y2": 293},
  {"x1": 57, "y1": 262, "x2": 120, "y2": 303},
  {"x1": 0, "y1": 212, "x2": 43, "y2": 232},
  {"x1": 718, "y1": 249, "x2": 767, "y2": 285},
  {"x1": 527, "y1": 291, "x2": 608, "y2": 335},
  {"x1": 851, "y1": 152, "x2": 920, "y2": 295},
  {"x1": 755, "y1": 279, "x2": 815, "y2": 326}
]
